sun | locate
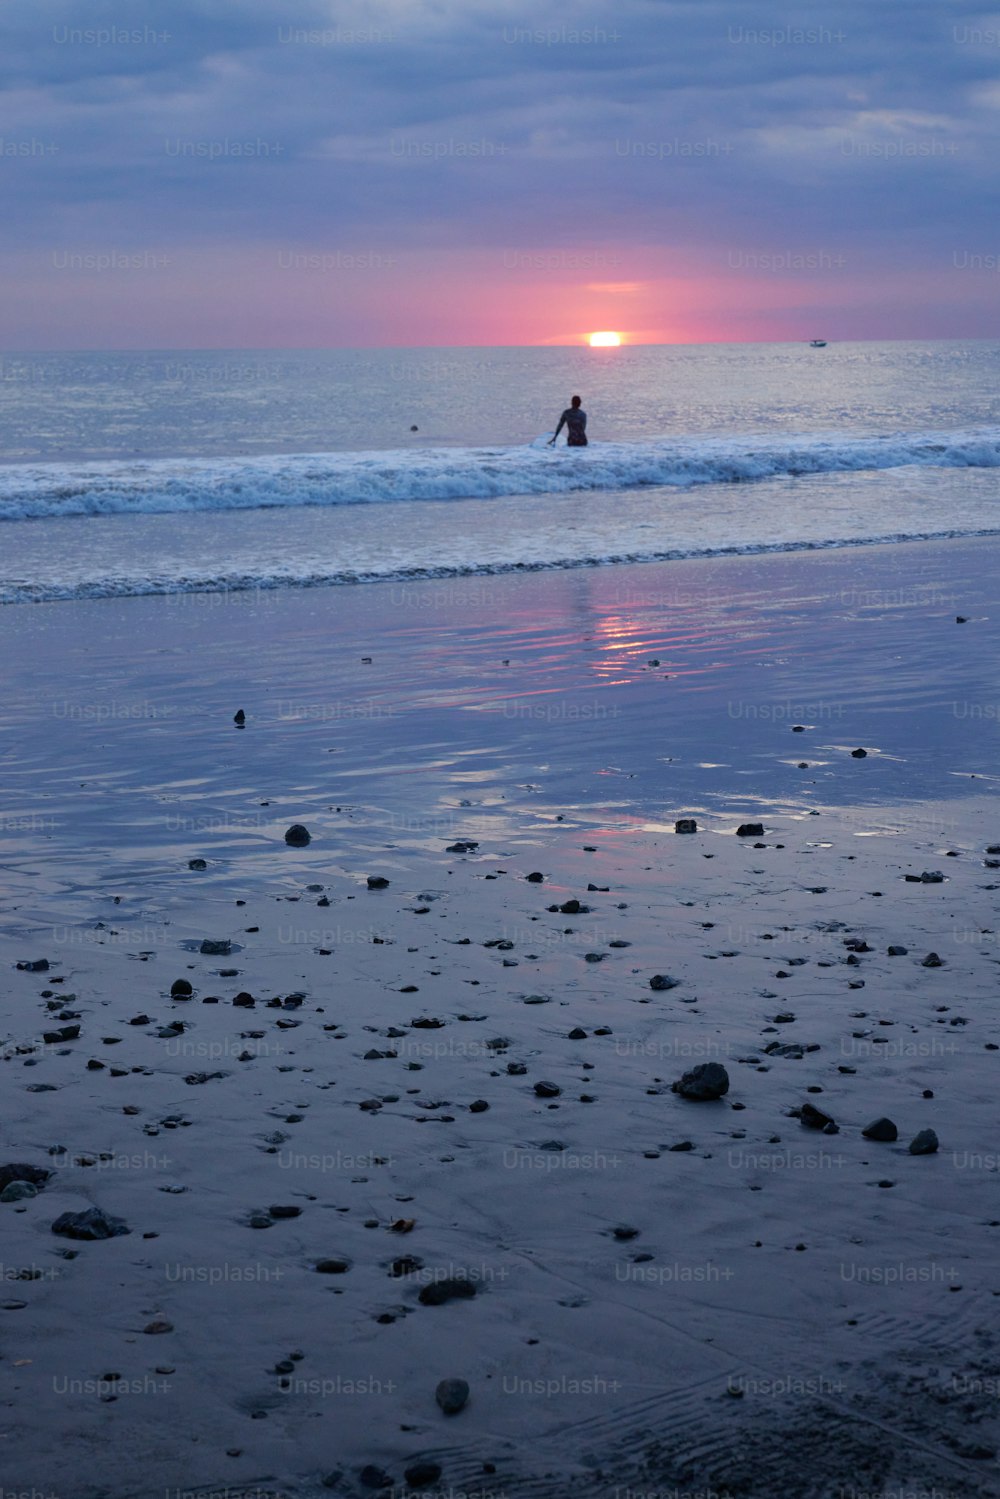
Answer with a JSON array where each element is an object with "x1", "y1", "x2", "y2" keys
[{"x1": 588, "y1": 331, "x2": 621, "y2": 347}]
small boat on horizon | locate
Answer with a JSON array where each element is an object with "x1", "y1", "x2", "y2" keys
[{"x1": 809, "y1": 338, "x2": 828, "y2": 347}]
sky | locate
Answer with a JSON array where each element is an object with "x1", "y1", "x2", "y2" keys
[{"x1": 1, "y1": 0, "x2": 998, "y2": 348}]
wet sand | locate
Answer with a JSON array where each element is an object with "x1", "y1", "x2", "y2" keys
[{"x1": 2, "y1": 538, "x2": 1000, "y2": 1499}]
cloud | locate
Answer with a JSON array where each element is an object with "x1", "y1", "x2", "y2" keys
[{"x1": 0, "y1": 0, "x2": 997, "y2": 342}]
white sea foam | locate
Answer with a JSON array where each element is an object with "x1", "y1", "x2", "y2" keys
[{"x1": 1, "y1": 427, "x2": 998, "y2": 521}]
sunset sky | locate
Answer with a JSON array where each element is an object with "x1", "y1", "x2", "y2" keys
[{"x1": 1, "y1": 0, "x2": 998, "y2": 348}]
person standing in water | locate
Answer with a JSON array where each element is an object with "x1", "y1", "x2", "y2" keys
[{"x1": 549, "y1": 395, "x2": 588, "y2": 447}]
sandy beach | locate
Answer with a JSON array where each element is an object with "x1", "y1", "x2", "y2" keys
[{"x1": 2, "y1": 537, "x2": 1000, "y2": 1499}]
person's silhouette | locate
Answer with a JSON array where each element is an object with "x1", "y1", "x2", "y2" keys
[{"x1": 549, "y1": 395, "x2": 588, "y2": 447}]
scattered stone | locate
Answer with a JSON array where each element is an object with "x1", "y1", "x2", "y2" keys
[
  {"x1": 52, "y1": 1208, "x2": 130, "y2": 1241},
  {"x1": 0, "y1": 1164, "x2": 51, "y2": 1194},
  {"x1": 284, "y1": 824, "x2": 311, "y2": 846},
  {"x1": 233, "y1": 709, "x2": 245, "y2": 725},
  {"x1": 909, "y1": 1129, "x2": 939, "y2": 1156},
  {"x1": 42, "y1": 1025, "x2": 80, "y2": 1043},
  {"x1": 360, "y1": 1467, "x2": 394, "y2": 1490},
  {"x1": 668, "y1": 1141, "x2": 695, "y2": 1152},
  {"x1": 199, "y1": 940, "x2": 231, "y2": 956},
  {"x1": 559, "y1": 899, "x2": 583, "y2": 914},
  {"x1": 390, "y1": 1256, "x2": 423, "y2": 1277},
  {"x1": 649, "y1": 974, "x2": 679, "y2": 991},
  {"x1": 316, "y1": 1258, "x2": 351, "y2": 1274},
  {"x1": 16, "y1": 959, "x2": 49, "y2": 972},
  {"x1": 469, "y1": 1100, "x2": 490, "y2": 1113},
  {"x1": 188, "y1": 858, "x2": 207, "y2": 870},
  {"x1": 568, "y1": 1027, "x2": 588, "y2": 1040},
  {"x1": 419, "y1": 1277, "x2": 476, "y2": 1306},
  {"x1": 736, "y1": 823, "x2": 764, "y2": 837},
  {"x1": 799, "y1": 1103, "x2": 835, "y2": 1131},
  {"x1": 921, "y1": 952, "x2": 944, "y2": 968},
  {"x1": 674, "y1": 818, "x2": 698, "y2": 834},
  {"x1": 534, "y1": 1080, "x2": 561, "y2": 1098},
  {"x1": 143, "y1": 1319, "x2": 173, "y2": 1335},
  {"x1": 671, "y1": 1063, "x2": 730, "y2": 1101},
  {"x1": 525, "y1": 871, "x2": 545, "y2": 882},
  {"x1": 367, "y1": 876, "x2": 390, "y2": 890},
  {"x1": 0, "y1": 1182, "x2": 38, "y2": 1203},
  {"x1": 269, "y1": 1204, "x2": 302, "y2": 1219},
  {"x1": 446, "y1": 841, "x2": 478, "y2": 853},
  {"x1": 887, "y1": 946, "x2": 907, "y2": 957},
  {"x1": 862, "y1": 1118, "x2": 898, "y2": 1142},
  {"x1": 435, "y1": 1377, "x2": 470, "y2": 1414},
  {"x1": 405, "y1": 1462, "x2": 442, "y2": 1488},
  {"x1": 851, "y1": 748, "x2": 868, "y2": 759}
]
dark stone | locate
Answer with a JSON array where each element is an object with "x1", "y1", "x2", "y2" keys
[
  {"x1": 284, "y1": 824, "x2": 311, "y2": 846},
  {"x1": 921, "y1": 952, "x2": 944, "y2": 968},
  {"x1": 16, "y1": 959, "x2": 49, "y2": 972},
  {"x1": 909, "y1": 1128, "x2": 939, "y2": 1155},
  {"x1": 668, "y1": 1141, "x2": 695, "y2": 1152},
  {"x1": 233, "y1": 992, "x2": 255, "y2": 1007},
  {"x1": 649, "y1": 974, "x2": 679, "y2": 991},
  {"x1": 316, "y1": 1257, "x2": 351, "y2": 1273},
  {"x1": 533, "y1": 1080, "x2": 561, "y2": 1098},
  {"x1": 359, "y1": 1466, "x2": 394, "y2": 1490},
  {"x1": 0, "y1": 1181, "x2": 37, "y2": 1203},
  {"x1": 468, "y1": 1099, "x2": 489, "y2": 1113},
  {"x1": 559, "y1": 899, "x2": 583, "y2": 914},
  {"x1": 887, "y1": 946, "x2": 907, "y2": 957},
  {"x1": 0, "y1": 1164, "x2": 51, "y2": 1194},
  {"x1": 445, "y1": 841, "x2": 478, "y2": 853},
  {"x1": 435, "y1": 1377, "x2": 470, "y2": 1414},
  {"x1": 170, "y1": 978, "x2": 193, "y2": 997},
  {"x1": 188, "y1": 858, "x2": 207, "y2": 870},
  {"x1": 674, "y1": 818, "x2": 698, "y2": 834},
  {"x1": 404, "y1": 1463, "x2": 442, "y2": 1488},
  {"x1": 367, "y1": 876, "x2": 390, "y2": 889},
  {"x1": 525, "y1": 871, "x2": 544, "y2": 882},
  {"x1": 568, "y1": 1027, "x2": 588, "y2": 1040},
  {"x1": 736, "y1": 823, "x2": 764, "y2": 837},
  {"x1": 269, "y1": 1204, "x2": 302, "y2": 1219},
  {"x1": 799, "y1": 1102, "x2": 835, "y2": 1130},
  {"x1": 233, "y1": 709, "x2": 246, "y2": 724},
  {"x1": 199, "y1": 939, "x2": 231, "y2": 955},
  {"x1": 52, "y1": 1208, "x2": 130, "y2": 1240},
  {"x1": 418, "y1": 1277, "x2": 476, "y2": 1306},
  {"x1": 862, "y1": 1117, "x2": 898, "y2": 1142},
  {"x1": 42, "y1": 1025, "x2": 80, "y2": 1043},
  {"x1": 851, "y1": 747, "x2": 868, "y2": 758},
  {"x1": 389, "y1": 1255, "x2": 423, "y2": 1277},
  {"x1": 671, "y1": 1063, "x2": 730, "y2": 1101}
]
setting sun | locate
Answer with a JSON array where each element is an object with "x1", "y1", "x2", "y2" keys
[{"x1": 588, "y1": 330, "x2": 621, "y2": 347}]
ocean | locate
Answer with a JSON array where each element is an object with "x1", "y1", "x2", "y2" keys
[{"x1": 0, "y1": 340, "x2": 998, "y2": 604}]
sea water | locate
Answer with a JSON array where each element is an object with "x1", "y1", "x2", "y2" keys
[{"x1": 0, "y1": 340, "x2": 998, "y2": 603}]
